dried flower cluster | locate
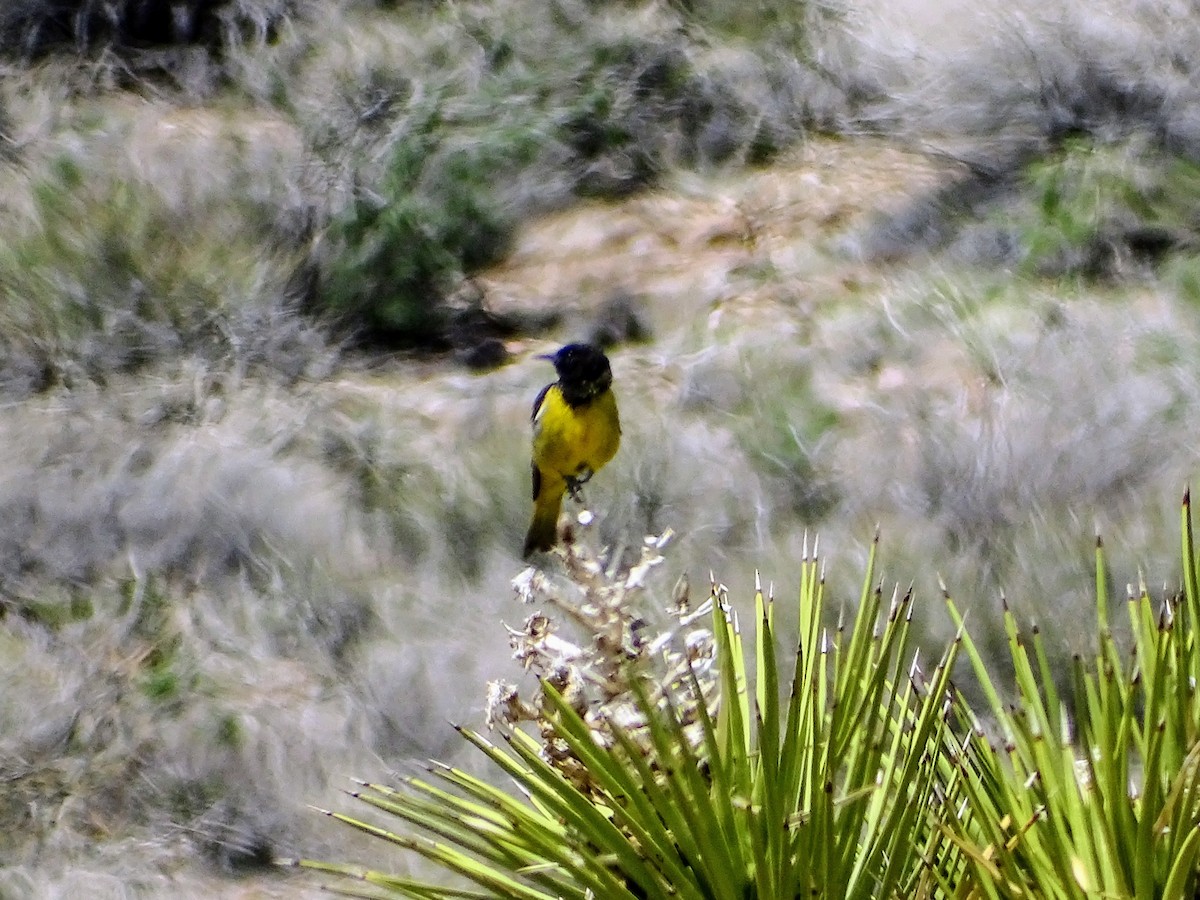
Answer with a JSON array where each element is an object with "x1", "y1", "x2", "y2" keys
[{"x1": 491, "y1": 528, "x2": 724, "y2": 793}]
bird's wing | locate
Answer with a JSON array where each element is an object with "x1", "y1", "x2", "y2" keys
[
  {"x1": 531, "y1": 382, "x2": 552, "y2": 422},
  {"x1": 530, "y1": 382, "x2": 554, "y2": 500}
]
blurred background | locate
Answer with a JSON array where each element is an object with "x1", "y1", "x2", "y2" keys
[{"x1": 2, "y1": 0, "x2": 1200, "y2": 895}]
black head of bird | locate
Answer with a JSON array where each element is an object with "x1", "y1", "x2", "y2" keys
[{"x1": 541, "y1": 343, "x2": 613, "y2": 406}]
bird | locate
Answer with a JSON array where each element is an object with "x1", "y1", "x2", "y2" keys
[{"x1": 523, "y1": 343, "x2": 621, "y2": 558}]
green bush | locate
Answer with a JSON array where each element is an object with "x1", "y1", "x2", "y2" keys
[
  {"x1": 1018, "y1": 138, "x2": 1200, "y2": 279},
  {"x1": 318, "y1": 103, "x2": 533, "y2": 346}
]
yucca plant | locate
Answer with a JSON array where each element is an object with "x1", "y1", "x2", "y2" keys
[
  {"x1": 290, "y1": 529, "x2": 966, "y2": 897},
  {"x1": 292, "y1": 491, "x2": 1200, "y2": 896},
  {"x1": 942, "y1": 490, "x2": 1200, "y2": 898}
]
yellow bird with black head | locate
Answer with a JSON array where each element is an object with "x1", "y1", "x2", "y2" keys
[{"x1": 523, "y1": 343, "x2": 621, "y2": 558}]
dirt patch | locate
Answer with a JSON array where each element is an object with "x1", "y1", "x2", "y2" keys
[{"x1": 480, "y1": 139, "x2": 956, "y2": 333}]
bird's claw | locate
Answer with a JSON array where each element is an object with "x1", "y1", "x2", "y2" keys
[{"x1": 566, "y1": 467, "x2": 594, "y2": 503}]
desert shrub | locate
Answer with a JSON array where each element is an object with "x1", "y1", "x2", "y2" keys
[
  {"x1": 317, "y1": 101, "x2": 534, "y2": 347},
  {"x1": 829, "y1": 272, "x2": 1194, "y2": 602},
  {"x1": 0, "y1": 381, "x2": 391, "y2": 887},
  {"x1": 733, "y1": 355, "x2": 839, "y2": 521},
  {"x1": 1015, "y1": 138, "x2": 1200, "y2": 278},
  {"x1": 878, "y1": 137, "x2": 1200, "y2": 278},
  {"x1": 0, "y1": 0, "x2": 295, "y2": 59},
  {"x1": 317, "y1": 377, "x2": 533, "y2": 578},
  {"x1": 670, "y1": 0, "x2": 839, "y2": 59},
  {"x1": 677, "y1": 342, "x2": 838, "y2": 524},
  {"x1": 313, "y1": 27, "x2": 794, "y2": 345},
  {"x1": 853, "y1": 0, "x2": 1200, "y2": 266},
  {"x1": 0, "y1": 153, "x2": 326, "y2": 392},
  {"x1": 867, "y1": 0, "x2": 1200, "y2": 151},
  {"x1": 0, "y1": 577, "x2": 346, "y2": 884}
]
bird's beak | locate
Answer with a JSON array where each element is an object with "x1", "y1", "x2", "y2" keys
[{"x1": 536, "y1": 353, "x2": 555, "y2": 361}]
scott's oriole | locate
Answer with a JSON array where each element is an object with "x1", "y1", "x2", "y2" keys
[{"x1": 523, "y1": 343, "x2": 621, "y2": 558}]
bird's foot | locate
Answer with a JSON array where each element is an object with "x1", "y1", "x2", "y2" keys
[{"x1": 566, "y1": 468, "x2": 593, "y2": 503}]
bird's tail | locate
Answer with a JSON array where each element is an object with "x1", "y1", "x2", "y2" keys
[{"x1": 523, "y1": 484, "x2": 564, "y2": 558}]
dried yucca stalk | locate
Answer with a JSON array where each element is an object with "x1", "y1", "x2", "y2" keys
[{"x1": 495, "y1": 529, "x2": 720, "y2": 795}]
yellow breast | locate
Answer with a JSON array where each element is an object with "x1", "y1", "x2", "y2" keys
[{"x1": 532, "y1": 386, "x2": 621, "y2": 482}]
